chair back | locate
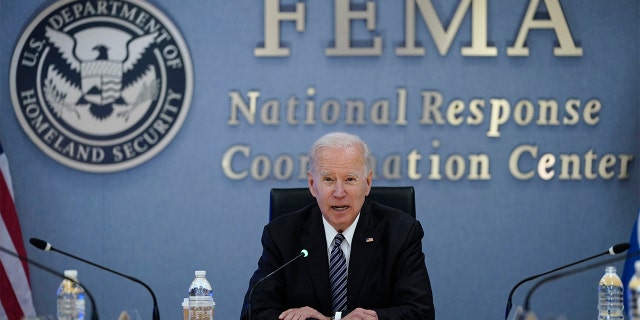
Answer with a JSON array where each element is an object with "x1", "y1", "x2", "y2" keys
[{"x1": 269, "y1": 186, "x2": 416, "y2": 221}]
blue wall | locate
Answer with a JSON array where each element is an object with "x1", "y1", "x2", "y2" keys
[{"x1": 1, "y1": 0, "x2": 638, "y2": 319}]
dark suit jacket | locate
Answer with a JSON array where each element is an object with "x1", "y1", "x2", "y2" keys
[{"x1": 240, "y1": 199, "x2": 435, "y2": 320}]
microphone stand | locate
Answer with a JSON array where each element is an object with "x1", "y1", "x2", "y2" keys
[
  {"x1": 0, "y1": 245, "x2": 99, "y2": 320},
  {"x1": 524, "y1": 252, "x2": 639, "y2": 312},
  {"x1": 247, "y1": 249, "x2": 308, "y2": 320},
  {"x1": 505, "y1": 243, "x2": 629, "y2": 320},
  {"x1": 30, "y1": 239, "x2": 159, "y2": 320}
]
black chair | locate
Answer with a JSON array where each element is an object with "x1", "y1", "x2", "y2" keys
[{"x1": 269, "y1": 186, "x2": 416, "y2": 221}]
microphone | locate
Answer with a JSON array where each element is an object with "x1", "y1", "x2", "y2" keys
[
  {"x1": 30, "y1": 238, "x2": 159, "y2": 320},
  {"x1": 246, "y1": 249, "x2": 309, "y2": 320},
  {"x1": 505, "y1": 242, "x2": 630, "y2": 319},
  {"x1": 524, "y1": 250, "x2": 640, "y2": 312},
  {"x1": 0, "y1": 245, "x2": 99, "y2": 320}
]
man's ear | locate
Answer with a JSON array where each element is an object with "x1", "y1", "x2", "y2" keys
[{"x1": 308, "y1": 171, "x2": 317, "y2": 198}]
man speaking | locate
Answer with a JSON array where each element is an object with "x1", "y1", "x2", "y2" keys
[{"x1": 241, "y1": 132, "x2": 435, "y2": 320}]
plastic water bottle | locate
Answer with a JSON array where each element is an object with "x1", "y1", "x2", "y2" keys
[
  {"x1": 598, "y1": 266, "x2": 624, "y2": 320},
  {"x1": 56, "y1": 270, "x2": 86, "y2": 320},
  {"x1": 188, "y1": 270, "x2": 214, "y2": 320},
  {"x1": 629, "y1": 261, "x2": 640, "y2": 320}
]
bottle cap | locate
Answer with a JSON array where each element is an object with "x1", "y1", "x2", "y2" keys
[
  {"x1": 64, "y1": 270, "x2": 78, "y2": 281},
  {"x1": 195, "y1": 270, "x2": 206, "y2": 277}
]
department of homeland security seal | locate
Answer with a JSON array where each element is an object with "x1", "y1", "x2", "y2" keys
[{"x1": 10, "y1": 0, "x2": 193, "y2": 172}]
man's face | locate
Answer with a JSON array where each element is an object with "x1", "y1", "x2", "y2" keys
[{"x1": 308, "y1": 145, "x2": 372, "y2": 232}]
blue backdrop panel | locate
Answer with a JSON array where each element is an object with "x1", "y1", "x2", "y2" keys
[{"x1": 0, "y1": 1, "x2": 638, "y2": 319}]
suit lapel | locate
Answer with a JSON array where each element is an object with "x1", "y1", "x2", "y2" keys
[
  {"x1": 348, "y1": 200, "x2": 381, "y2": 303},
  {"x1": 300, "y1": 206, "x2": 332, "y2": 312}
]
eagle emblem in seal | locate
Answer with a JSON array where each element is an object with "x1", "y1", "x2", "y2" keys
[
  {"x1": 44, "y1": 26, "x2": 160, "y2": 121},
  {"x1": 10, "y1": 0, "x2": 193, "y2": 172}
]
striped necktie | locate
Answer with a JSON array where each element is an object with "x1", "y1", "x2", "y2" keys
[{"x1": 329, "y1": 233, "x2": 347, "y2": 312}]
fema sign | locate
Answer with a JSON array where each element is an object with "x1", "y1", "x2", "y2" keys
[{"x1": 10, "y1": 0, "x2": 193, "y2": 172}]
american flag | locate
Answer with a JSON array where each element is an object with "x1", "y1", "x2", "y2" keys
[{"x1": 0, "y1": 142, "x2": 36, "y2": 320}]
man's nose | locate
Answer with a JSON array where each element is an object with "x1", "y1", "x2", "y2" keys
[{"x1": 332, "y1": 182, "x2": 346, "y2": 198}]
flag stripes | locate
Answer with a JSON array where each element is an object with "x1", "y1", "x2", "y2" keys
[{"x1": 0, "y1": 143, "x2": 36, "y2": 320}]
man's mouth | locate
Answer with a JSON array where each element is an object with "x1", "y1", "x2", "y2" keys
[{"x1": 331, "y1": 205, "x2": 349, "y2": 211}]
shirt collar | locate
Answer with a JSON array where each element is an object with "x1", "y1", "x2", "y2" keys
[{"x1": 322, "y1": 213, "x2": 360, "y2": 249}]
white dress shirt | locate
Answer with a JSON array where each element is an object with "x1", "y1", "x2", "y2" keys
[{"x1": 322, "y1": 213, "x2": 360, "y2": 271}]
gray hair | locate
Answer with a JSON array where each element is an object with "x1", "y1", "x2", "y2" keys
[{"x1": 308, "y1": 132, "x2": 372, "y2": 174}]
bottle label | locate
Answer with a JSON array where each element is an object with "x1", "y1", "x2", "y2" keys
[
  {"x1": 188, "y1": 304, "x2": 213, "y2": 320},
  {"x1": 598, "y1": 285, "x2": 624, "y2": 319},
  {"x1": 632, "y1": 289, "x2": 640, "y2": 319}
]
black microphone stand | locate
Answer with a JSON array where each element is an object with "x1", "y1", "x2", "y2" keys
[
  {"x1": 524, "y1": 252, "x2": 638, "y2": 312},
  {"x1": 505, "y1": 243, "x2": 629, "y2": 320},
  {"x1": 0, "y1": 245, "x2": 99, "y2": 320},
  {"x1": 30, "y1": 238, "x2": 159, "y2": 320},
  {"x1": 247, "y1": 249, "x2": 308, "y2": 320}
]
